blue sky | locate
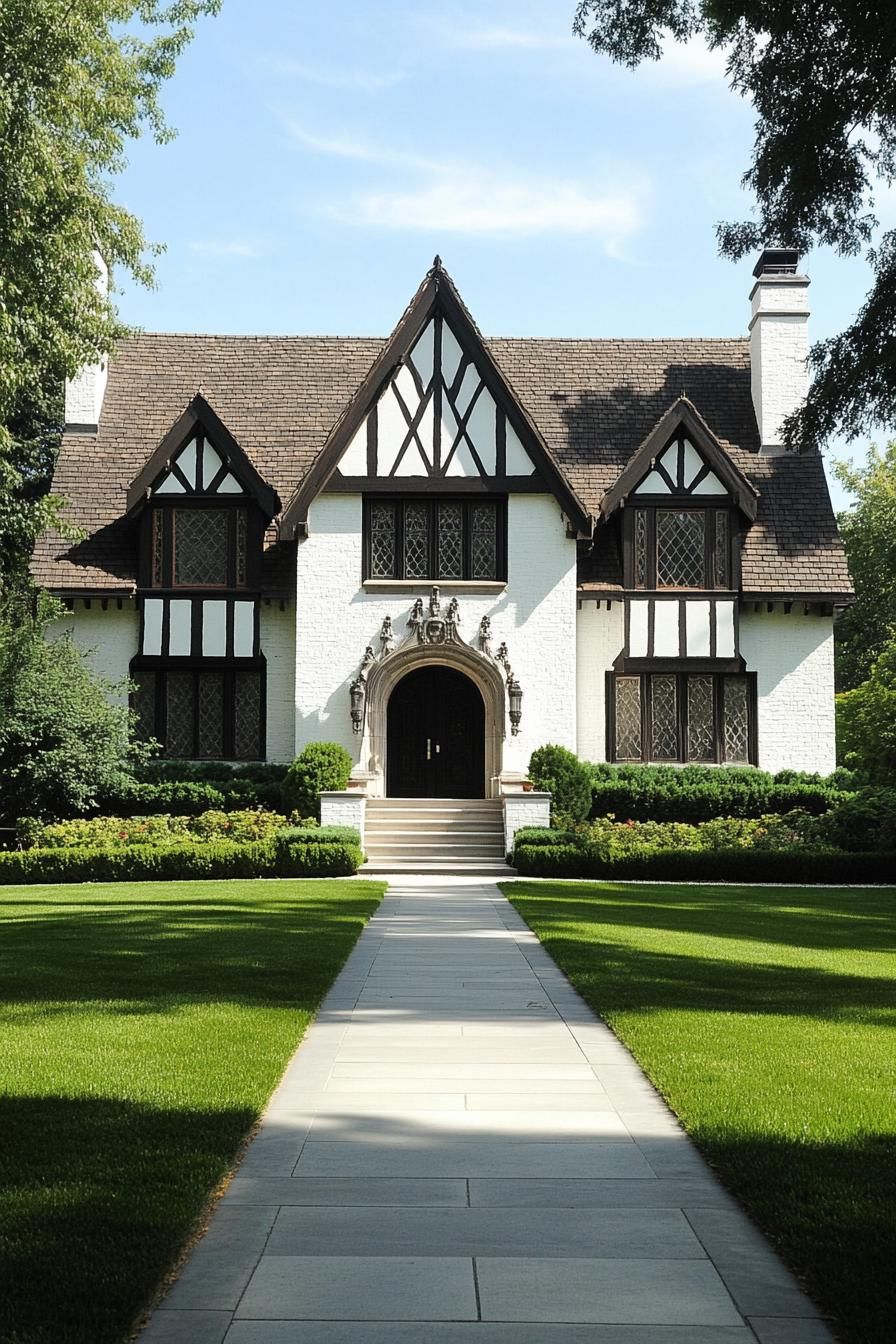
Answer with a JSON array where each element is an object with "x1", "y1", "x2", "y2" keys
[{"x1": 114, "y1": 0, "x2": 885, "y2": 509}]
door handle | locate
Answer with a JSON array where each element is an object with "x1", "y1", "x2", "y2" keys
[
  {"x1": 426, "y1": 737, "x2": 431, "y2": 761},
  {"x1": 435, "y1": 742, "x2": 440, "y2": 754}
]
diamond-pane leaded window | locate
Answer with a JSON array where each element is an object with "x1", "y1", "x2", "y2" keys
[
  {"x1": 687, "y1": 676, "x2": 715, "y2": 761},
  {"x1": 634, "y1": 509, "x2": 647, "y2": 587},
  {"x1": 174, "y1": 509, "x2": 229, "y2": 586},
  {"x1": 234, "y1": 672, "x2": 261, "y2": 759},
  {"x1": 132, "y1": 672, "x2": 156, "y2": 741},
  {"x1": 166, "y1": 673, "x2": 194, "y2": 756},
  {"x1": 714, "y1": 511, "x2": 730, "y2": 588},
  {"x1": 615, "y1": 677, "x2": 642, "y2": 760},
  {"x1": 438, "y1": 503, "x2": 464, "y2": 579},
  {"x1": 656, "y1": 510, "x2": 706, "y2": 588},
  {"x1": 471, "y1": 504, "x2": 497, "y2": 579},
  {"x1": 197, "y1": 674, "x2": 224, "y2": 758},
  {"x1": 364, "y1": 499, "x2": 505, "y2": 580},
  {"x1": 650, "y1": 675, "x2": 678, "y2": 760},
  {"x1": 723, "y1": 677, "x2": 749, "y2": 763},
  {"x1": 403, "y1": 503, "x2": 430, "y2": 579},
  {"x1": 370, "y1": 503, "x2": 396, "y2": 578}
]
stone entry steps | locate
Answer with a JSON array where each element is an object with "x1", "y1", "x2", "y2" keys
[{"x1": 363, "y1": 798, "x2": 512, "y2": 874}]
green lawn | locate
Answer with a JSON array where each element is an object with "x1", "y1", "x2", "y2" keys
[
  {"x1": 0, "y1": 877, "x2": 385, "y2": 1344},
  {"x1": 502, "y1": 880, "x2": 896, "y2": 1344}
]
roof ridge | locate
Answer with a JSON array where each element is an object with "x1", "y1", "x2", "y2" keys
[{"x1": 115, "y1": 331, "x2": 750, "y2": 346}]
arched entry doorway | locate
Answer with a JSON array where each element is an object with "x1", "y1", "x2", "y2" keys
[{"x1": 386, "y1": 665, "x2": 485, "y2": 798}]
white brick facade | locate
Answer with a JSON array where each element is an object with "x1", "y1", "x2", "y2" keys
[
  {"x1": 576, "y1": 599, "x2": 625, "y2": 762},
  {"x1": 51, "y1": 555, "x2": 840, "y2": 779},
  {"x1": 294, "y1": 492, "x2": 578, "y2": 790},
  {"x1": 739, "y1": 609, "x2": 837, "y2": 774},
  {"x1": 260, "y1": 601, "x2": 296, "y2": 762}
]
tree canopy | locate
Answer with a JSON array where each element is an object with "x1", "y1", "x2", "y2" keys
[
  {"x1": 0, "y1": 588, "x2": 149, "y2": 818},
  {"x1": 0, "y1": 0, "x2": 220, "y2": 587},
  {"x1": 573, "y1": 2, "x2": 896, "y2": 453},
  {"x1": 833, "y1": 441, "x2": 896, "y2": 691}
]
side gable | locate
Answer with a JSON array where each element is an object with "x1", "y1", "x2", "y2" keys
[
  {"x1": 599, "y1": 398, "x2": 759, "y2": 522},
  {"x1": 281, "y1": 260, "x2": 591, "y2": 537},
  {"x1": 125, "y1": 394, "x2": 280, "y2": 518}
]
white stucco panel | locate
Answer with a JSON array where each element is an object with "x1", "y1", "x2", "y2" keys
[{"x1": 46, "y1": 602, "x2": 140, "y2": 704}]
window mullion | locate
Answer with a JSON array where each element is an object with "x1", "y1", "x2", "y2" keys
[{"x1": 644, "y1": 675, "x2": 652, "y2": 764}]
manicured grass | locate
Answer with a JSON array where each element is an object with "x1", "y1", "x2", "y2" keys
[
  {"x1": 0, "y1": 878, "x2": 385, "y2": 1344},
  {"x1": 502, "y1": 880, "x2": 896, "y2": 1344}
]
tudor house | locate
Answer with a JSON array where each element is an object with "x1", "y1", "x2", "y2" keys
[{"x1": 33, "y1": 250, "x2": 852, "y2": 827}]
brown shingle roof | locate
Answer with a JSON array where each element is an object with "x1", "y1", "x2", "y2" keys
[{"x1": 31, "y1": 331, "x2": 852, "y2": 598}]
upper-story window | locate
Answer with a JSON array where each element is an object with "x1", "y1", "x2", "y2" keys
[
  {"x1": 364, "y1": 497, "x2": 506, "y2": 582},
  {"x1": 150, "y1": 506, "x2": 248, "y2": 589},
  {"x1": 632, "y1": 506, "x2": 731, "y2": 590},
  {"x1": 624, "y1": 430, "x2": 737, "y2": 592}
]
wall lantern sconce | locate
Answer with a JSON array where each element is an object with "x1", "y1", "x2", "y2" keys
[
  {"x1": 349, "y1": 676, "x2": 366, "y2": 734},
  {"x1": 508, "y1": 677, "x2": 523, "y2": 736}
]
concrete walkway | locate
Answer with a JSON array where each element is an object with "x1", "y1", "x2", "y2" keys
[{"x1": 142, "y1": 878, "x2": 834, "y2": 1344}]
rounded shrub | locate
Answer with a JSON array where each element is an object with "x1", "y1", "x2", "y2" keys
[
  {"x1": 283, "y1": 742, "x2": 353, "y2": 819},
  {"x1": 528, "y1": 744, "x2": 592, "y2": 822}
]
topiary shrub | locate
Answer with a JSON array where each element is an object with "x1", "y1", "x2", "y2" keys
[
  {"x1": 528, "y1": 745, "x2": 593, "y2": 822},
  {"x1": 283, "y1": 743, "x2": 353, "y2": 819}
]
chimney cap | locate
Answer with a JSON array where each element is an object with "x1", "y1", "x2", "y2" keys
[{"x1": 753, "y1": 247, "x2": 800, "y2": 278}]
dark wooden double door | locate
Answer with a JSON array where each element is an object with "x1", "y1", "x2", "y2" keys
[{"x1": 387, "y1": 666, "x2": 485, "y2": 798}]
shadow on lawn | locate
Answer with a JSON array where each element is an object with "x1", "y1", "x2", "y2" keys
[
  {"x1": 0, "y1": 888, "x2": 379, "y2": 1014},
  {"x1": 693, "y1": 1128, "x2": 895, "y2": 1344},
  {"x1": 0, "y1": 1093, "x2": 255, "y2": 1344},
  {"x1": 534, "y1": 933, "x2": 896, "y2": 1025},
  {"x1": 508, "y1": 881, "x2": 896, "y2": 954}
]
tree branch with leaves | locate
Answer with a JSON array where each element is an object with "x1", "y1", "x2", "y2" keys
[
  {"x1": 0, "y1": 0, "x2": 221, "y2": 588},
  {"x1": 573, "y1": 1, "x2": 896, "y2": 452}
]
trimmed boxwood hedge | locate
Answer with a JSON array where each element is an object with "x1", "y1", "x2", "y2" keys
[
  {"x1": 512, "y1": 841, "x2": 896, "y2": 884},
  {"x1": 104, "y1": 779, "x2": 288, "y2": 816},
  {"x1": 588, "y1": 763, "x2": 853, "y2": 823},
  {"x1": 0, "y1": 834, "x2": 364, "y2": 884}
]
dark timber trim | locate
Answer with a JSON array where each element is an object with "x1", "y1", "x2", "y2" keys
[
  {"x1": 126, "y1": 393, "x2": 280, "y2": 518},
  {"x1": 279, "y1": 260, "x2": 592, "y2": 537},
  {"x1": 599, "y1": 398, "x2": 759, "y2": 522}
]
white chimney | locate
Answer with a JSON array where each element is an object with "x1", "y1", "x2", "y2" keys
[
  {"x1": 749, "y1": 248, "x2": 810, "y2": 455},
  {"x1": 64, "y1": 251, "x2": 109, "y2": 431}
]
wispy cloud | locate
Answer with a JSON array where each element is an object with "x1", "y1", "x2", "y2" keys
[
  {"x1": 187, "y1": 239, "x2": 259, "y2": 258},
  {"x1": 267, "y1": 58, "x2": 402, "y2": 92},
  {"x1": 445, "y1": 24, "x2": 571, "y2": 51},
  {"x1": 285, "y1": 120, "x2": 429, "y2": 170},
  {"x1": 341, "y1": 174, "x2": 645, "y2": 247},
  {"x1": 286, "y1": 120, "x2": 648, "y2": 252}
]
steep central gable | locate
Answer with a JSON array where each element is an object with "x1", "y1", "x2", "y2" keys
[
  {"x1": 336, "y1": 308, "x2": 536, "y2": 481},
  {"x1": 280, "y1": 259, "x2": 591, "y2": 536}
]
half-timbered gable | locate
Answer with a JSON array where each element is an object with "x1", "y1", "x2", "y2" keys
[
  {"x1": 126, "y1": 396, "x2": 280, "y2": 760},
  {"x1": 280, "y1": 260, "x2": 590, "y2": 537}
]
